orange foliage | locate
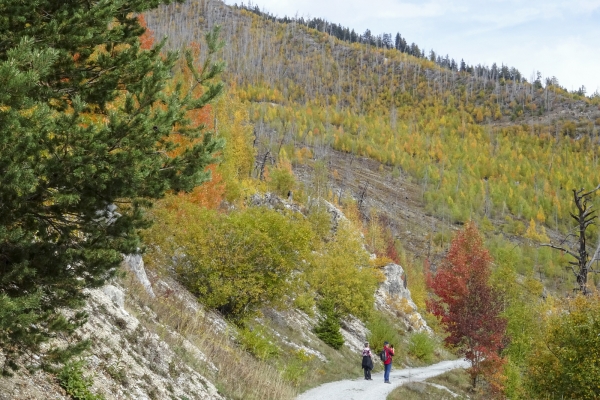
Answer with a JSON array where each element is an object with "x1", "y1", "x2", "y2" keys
[
  {"x1": 180, "y1": 165, "x2": 225, "y2": 209},
  {"x1": 147, "y1": 33, "x2": 222, "y2": 208},
  {"x1": 138, "y1": 15, "x2": 155, "y2": 50},
  {"x1": 188, "y1": 104, "x2": 214, "y2": 129},
  {"x1": 427, "y1": 223, "x2": 507, "y2": 392},
  {"x1": 167, "y1": 41, "x2": 215, "y2": 158}
]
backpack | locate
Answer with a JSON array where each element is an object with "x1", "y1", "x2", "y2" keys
[{"x1": 379, "y1": 349, "x2": 387, "y2": 362}]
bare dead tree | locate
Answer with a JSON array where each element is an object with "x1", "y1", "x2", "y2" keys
[
  {"x1": 257, "y1": 150, "x2": 270, "y2": 180},
  {"x1": 357, "y1": 181, "x2": 369, "y2": 212},
  {"x1": 541, "y1": 184, "x2": 600, "y2": 294}
]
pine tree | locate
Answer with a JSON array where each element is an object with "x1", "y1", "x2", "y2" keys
[
  {"x1": 0, "y1": 0, "x2": 224, "y2": 371},
  {"x1": 314, "y1": 299, "x2": 345, "y2": 350},
  {"x1": 395, "y1": 32, "x2": 402, "y2": 51}
]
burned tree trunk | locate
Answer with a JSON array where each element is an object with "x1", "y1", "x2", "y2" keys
[
  {"x1": 542, "y1": 185, "x2": 600, "y2": 294},
  {"x1": 357, "y1": 181, "x2": 369, "y2": 212},
  {"x1": 257, "y1": 150, "x2": 270, "y2": 181}
]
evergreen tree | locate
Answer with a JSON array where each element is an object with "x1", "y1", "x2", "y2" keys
[
  {"x1": 314, "y1": 299, "x2": 345, "y2": 350},
  {"x1": 0, "y1": 0, "x2": 224, "y2": 371},
  {"x1": 429, "y1": 50, "x2": 437, "y2": 62},
  {"x1": 382, "y1": 33, "x2": 393, "y2": 49}
]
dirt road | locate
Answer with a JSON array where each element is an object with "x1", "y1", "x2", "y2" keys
[{"x1": 296, "y1": 359, "x2": 469, "y2": 400}]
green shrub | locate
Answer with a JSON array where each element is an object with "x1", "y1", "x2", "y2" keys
[
  {"x1": 307, "y1": 203, "x2": 333, "y2": 241},
  {"x1": 408, "y1": 332, "x2": 435, "y2": 362},
  {"x1": 366, "y1": 313, "x2": 403, "y2": 355},
  {"x1": 105, "y1": 362, "x2": 128, "y2": 385},
  {"x1": 293, "y1": 292, "x2": 316, "y2": 317},
  {"x1": 238, "y1": 326, "x2": 280, "y2": 361},
  {"x1": 281, "y1": 350, "x2": 313, "y2": 386},
  {"x1": 525, "y1": 295, "x2": 600, "y2": 400},
  {"x1": 307, "y1": 220, "x2": 378, "y2": 319},
  {"x1": 268, "y1": 164, "x2": 295, "y2": 197},
  {"x1": 58, "y1": 361, "x2": 104, "y2": 400},
  {"x1": 146, "y1": 199, "x2": 314, "y2": 320},
  {"x1": 433, "y1": 230, "x2": 451, "y2": 247}
]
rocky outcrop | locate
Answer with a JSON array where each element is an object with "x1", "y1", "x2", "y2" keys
[
  {"x1": 262, "y1": 307, "x2": 370, "y2": 360},
  {"x1": 248, "y1": 192, "x2": 304, "y2": 214},
  {"x1": 339, "y1": 315, "x2": 370, "y2": 353},
  {"x1": 0, "y1": 286, "x2": 222, "y2": 400},
  {"x1": 123, "y1": 254, "x2": 155, "y2": 298},
  {"x1": 102, "y1": 284, "x2": 125, "y2": 309},
  {"x1": 375, "y1": 263, "x2": 431, "y2": 333}
]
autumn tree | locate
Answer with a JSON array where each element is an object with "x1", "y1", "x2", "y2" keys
[
  {"x1": 427, "y1": 223, "x2": 507, "y2": 390},
  {"x1": 145, "y1": 197, "x2": 315, "y2": 321},
  {"x1": 526, "y1": 294, "x2": 600, "y2": 399},
  {"x1": 0, "y1": 0, "x2": 223, "y2": 371}
]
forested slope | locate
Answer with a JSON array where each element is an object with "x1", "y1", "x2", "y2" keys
[
  {"x1": 145, "y1": 0, "x2": 600, "y2": 290},
  {"x1": 144, "y1": 3, "x2": 600, "y2": 398},
  {"x1": 1, "y1": 0, "x2": 597, "y2": 398}
]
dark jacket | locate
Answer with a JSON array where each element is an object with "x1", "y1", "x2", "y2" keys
[{"x1": 362, "y1": 348, "x2": 373, "y2": 369}]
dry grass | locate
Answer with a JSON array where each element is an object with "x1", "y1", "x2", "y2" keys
[
  {"x1": 122, "y1": 270, "x2": 297, "y2": 400},
  {"x1": 387, "y1": 369, "x2": 489, "y2": 400}
]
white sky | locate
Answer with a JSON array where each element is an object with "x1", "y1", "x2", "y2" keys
[{"x1": 225, "y1": 0, "x2": 600, "y2": 94}]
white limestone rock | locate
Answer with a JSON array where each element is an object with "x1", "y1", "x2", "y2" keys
[
  {"x1": 375, "y1": 263, "x2": 431, "y2": 333},
  {"x1": 101, "y1": 284, "x2": 125, "y2": 309},
  {"x1": 123, "y1": 253, "x2": 155, "y2": 298}
]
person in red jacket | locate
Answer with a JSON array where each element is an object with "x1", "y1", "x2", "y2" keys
[{"x1": 383, "y1": 341, "x2": 395, "y2": 383}]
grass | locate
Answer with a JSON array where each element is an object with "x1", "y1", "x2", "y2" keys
[
  {"x1": 387, "y1": 369, "x2": 489, "y2": 400},
  {"x1": 122, "y1": 267, "x2": 372, "y2": 399},
  {"x1": 122, "y1": 271, "x2": 297, "y2": 400},
  {"x1": 253, "y1": 311, "x2": 367, "y2": 393}
]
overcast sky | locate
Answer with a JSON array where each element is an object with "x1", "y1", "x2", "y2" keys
[{"x1": 225, "y1": 0, "x2": 600, "y2": 94}]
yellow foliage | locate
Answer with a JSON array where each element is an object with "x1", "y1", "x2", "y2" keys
[
  {"x1": 524, "y1": 219, "x2": 549, "y2": 242},
  {"x1": 370, "y1": 256, "x2": 393, "y2": 269},
  {"x1": 145, "y1": 196, "x2": 314, "y2": 320},
  {"x1": 306, "y1": 220, "x2": 379, "y2": 318},
  {"x1": 526, "y1": 294, "x2": 600, "y2": 399},
  {"x1": 535, "y1": 206, "x2": 546, "y2": 223},
  {"x1": 366, "y1": 209, "x2": 386, "y2": 255},
  {"x1": 214, "y1": 93, "x2": 256, "y2": 202}
]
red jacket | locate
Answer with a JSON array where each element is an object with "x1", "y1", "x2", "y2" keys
[{"x1": 384, "y1": 347, "x2": 394, "y2": 365}]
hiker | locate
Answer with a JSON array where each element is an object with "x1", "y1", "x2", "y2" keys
[
  {"x1": 361, "y1": 342, "x2": 374, "y2": 380},
  {"x1": 382, "y1": 341, "x2": 395, "y2": 383}
]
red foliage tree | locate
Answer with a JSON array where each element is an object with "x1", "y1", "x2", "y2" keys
[
  {"x1": 384, "y1": 232, "x2": 400, "y2": 264},
  {"x1": 427, "y1": 222, "x2": 507, "y2": 391}
]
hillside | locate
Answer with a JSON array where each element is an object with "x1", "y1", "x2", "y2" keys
[
  {"x1": 144, "y1": 1, "x2": 600, "y2": 397},
  {"x1": 146, "y1": 0, "x2": 600, "y2": 292},
  {"x1": 0, "y1": 196, "x2": 439, "y2": 400},
  {"x1": 3, "y1": 1, "x2": 600, "y2": 399}
]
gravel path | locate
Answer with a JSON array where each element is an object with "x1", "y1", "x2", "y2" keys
[{"x1": 296, "y1": 359, "x2": 470, "y2": 400}]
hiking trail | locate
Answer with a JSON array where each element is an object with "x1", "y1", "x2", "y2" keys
[{"x1": 296, "y1": 359, "x2": 469, "y2": 400}]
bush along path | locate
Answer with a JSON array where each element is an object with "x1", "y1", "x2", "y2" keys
[{"x1": 296, "y1": 359, "x2": 470, "y2": 400}]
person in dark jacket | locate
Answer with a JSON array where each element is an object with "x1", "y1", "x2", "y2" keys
[{"x1": 361, "y1": 342, "x2": 374, "y2": 380}]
